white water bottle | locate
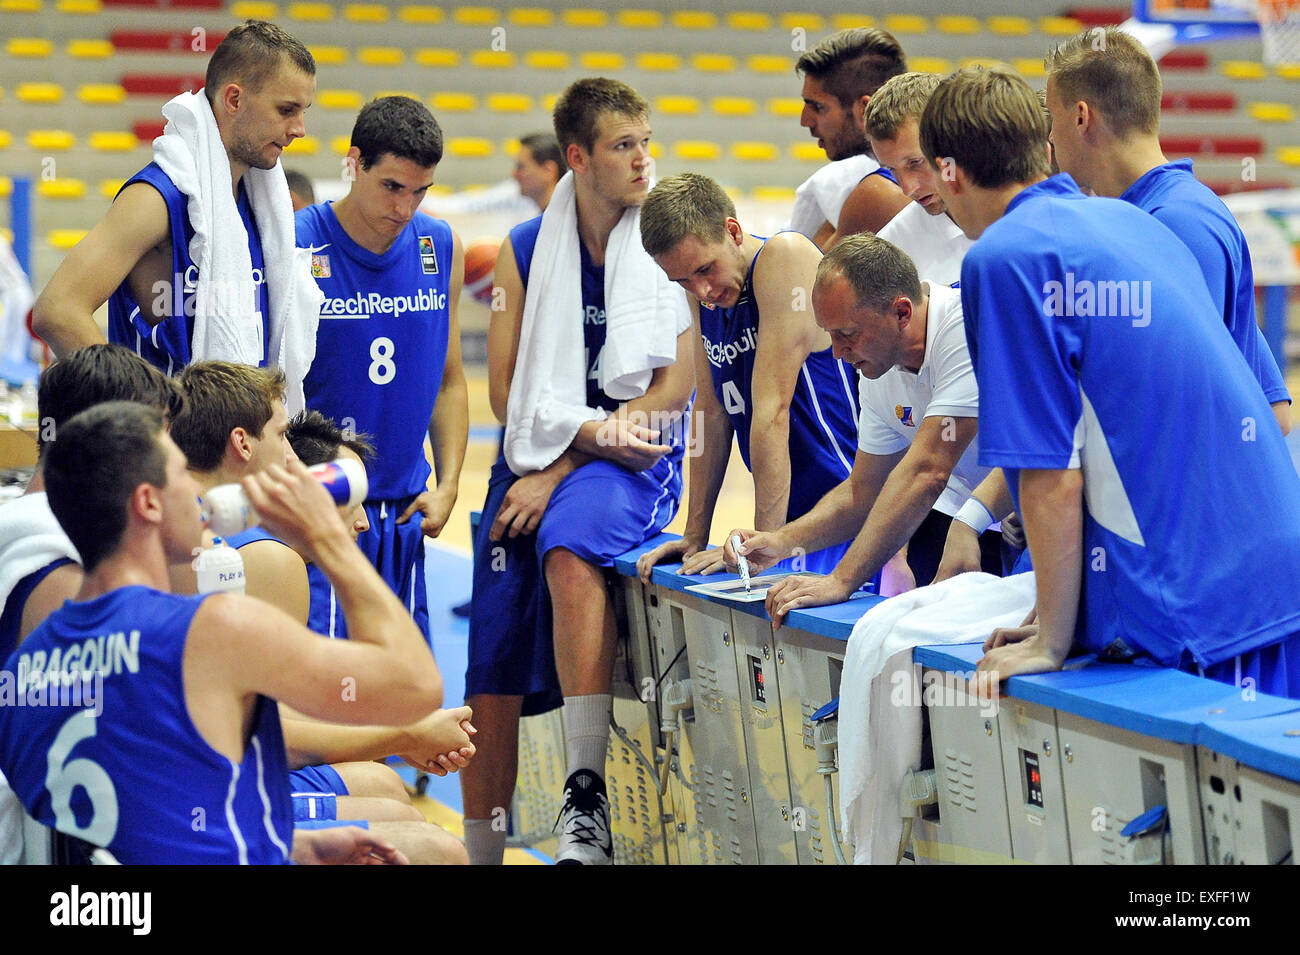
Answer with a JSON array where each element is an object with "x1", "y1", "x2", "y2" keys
[
  {"x1": 199, "y1": 458, "x2": 369, "y2": 537},
  {"x1": 195, "y1": 537, "x2": 246, "y2": 594}
]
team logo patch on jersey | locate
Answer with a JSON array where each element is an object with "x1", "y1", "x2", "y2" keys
[
  {"x1": 896, "y1": 405, "x2": 915, "y2": 427},
  {"x1": 311, "y1": 253, "x2": 331, "y2": 278},
  {"x1": 419, "y1": 236, "x2": 438, "y2": 275}
]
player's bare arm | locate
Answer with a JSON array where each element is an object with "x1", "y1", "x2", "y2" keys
[
  {"x1": 934, "y1": 467, "x2": 1015, "y2": 583},
  {"x1": 240, "y1": 538, "x2": 311, "y2": 624},
  {"x1": 748, "y1": 232, "x2": 826, "y2": 530},
  {"x1": 33, "y1": 182, "x2": 173, "y2": 356},
  {"x1": 822, "y1": 175, "x2": 909, "y2": 248},
  {"x1": 486, "y1": 234, "x2": 524, "y2": 424}
]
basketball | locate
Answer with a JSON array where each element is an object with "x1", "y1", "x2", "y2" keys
[{"x1": 463, "y1": 237, "x2": 500, "y2": 306}]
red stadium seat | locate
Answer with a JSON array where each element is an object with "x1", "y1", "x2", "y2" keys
[
  {"x1": 1063, "y1": 6, "x2": 1129, "y2": 28},
  {"x1": 1159, "y1": 50, "x2": 1211, "y2": 70},
  {"x1": 1160, "y1": 135, "x2": 1264, "y2": 155},
  {"x1": 102, "y1": 0, "x2": 222, "y2": 8},
  {"x1": 111, "y1": 30, "x2": 228, "y2": 53},
  {"x1": 1203, "y1": 180, "x2": 1292, "y2": 195},
  {"x1": 121, "y1": 75, "x2": 205, "y2": 96},
  {"x1": 1161, "y1": 90, "x2": 1236, "y2": 111},
  {"x1": 132, "y1": 120, "x2": 166, "y2": 141}
]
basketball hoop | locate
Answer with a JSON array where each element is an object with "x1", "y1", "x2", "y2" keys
[{"x1": 1223, "y1": 0, "x2": 1300, "y2": 64}]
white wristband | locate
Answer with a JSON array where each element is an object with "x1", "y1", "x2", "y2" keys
[{"x1": 953, "y1": 497, "x2": 995, "y2": 535}]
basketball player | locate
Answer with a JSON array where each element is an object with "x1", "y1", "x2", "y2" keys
[
  {"x1": 637, "y1": 173, "x2": 858, "y2": 580},
  {"x1": 791, "y1": 28, "x2": 910, "y2": 248},
  {"x1": 32, "y1": 21, "x2": 316, "y2": 370},
  {"x1": 920, "y1": 66, "x2": 1300, "y2": 695},
  {"x1": 0, "y1": 401, "x2": 442, "y2": 863},
  {"x1": 297, "y1": 96, "x2": 468, "y2": 646},
  {"x1": 513, "y1": 132, "x2": 567, "y2": 213},
  {"x1": 461, "y1": 78, "x2": 694, "y2": 865}
]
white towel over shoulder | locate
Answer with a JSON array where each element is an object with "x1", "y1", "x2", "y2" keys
[
  {"x1": 152, "y1": 91, "x2": 323, "y2": 412},
  {"x1": 504, "y1": 172, "x2": 689, "y2": 476},
  {"x1": 838, "y1": 571, "x2": 1037, "y2": 864}
]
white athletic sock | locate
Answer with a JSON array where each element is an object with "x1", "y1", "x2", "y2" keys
[
  {"x1": 463, "y1": 818, "x2": 507, "y2": 866},
  {"x1": 564, "y1": 693, "x2": 613, "y2": 778}
]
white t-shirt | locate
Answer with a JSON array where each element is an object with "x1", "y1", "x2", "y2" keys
[
  {"x1": 876, "y1": 203, "x2": 972, "y2": 289},
  {"x1": 787, "y1": 155, "x2": 881, "y2": 237},
  {"x1": 856, "y1": 283, "x2": 988, "y2": 516}
]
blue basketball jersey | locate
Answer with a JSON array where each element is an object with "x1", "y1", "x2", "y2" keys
[
  {"x1": 107, "y1": 163, "x2": 270, "y2": 374},
  {"x1": 962, "y1": 174, "x2": 1300, "y2": 669},
  {"x1": 298, "y1": 204, "x2": 454, "y2": 501},
  {"x1": 697, "y1": 236, "x2": 858, "y2": 522},
  {"x1": 1120, "y1": 159, "x2": 1289, "y2": 406},
  {"x1": 0, "y1": 586, "x2": 294, "y2": 864}
]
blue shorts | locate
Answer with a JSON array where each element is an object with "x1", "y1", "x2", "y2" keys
[
  {"x1": 355, "y1": 495, "x2": 430, "y2": 646},
  {"x1": 293, "y1": 819, "x2": 370, "y2": 831},
  {"x1": 1186, "y1": 631, "x2": 1300, "y2": 701},
  {"x1": 289, "y1": 764, "x2": 349, "y2": 796},
  {"x1": 292, "y1": 792, "x2": 338, "y2": 822},
  {"x1": 465, "y1": 453, "x2": 682, "y2": 715}
]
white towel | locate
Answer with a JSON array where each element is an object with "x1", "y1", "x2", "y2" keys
[
  {"x1": 504, "y1": 171, "x2": 689, "y2": 475},
  {"x1": 152, "y1": 91, "x2": 323, "y2": 413},
  {"x1": 786, "y1": 155, "x2": 879, "y2": 238},
  {"x1": 837, "y1": 571, "x2": 1037, "y2": 864},
  {"x1": 0, "y1": 493, "x2": 80, "y2": 615}
]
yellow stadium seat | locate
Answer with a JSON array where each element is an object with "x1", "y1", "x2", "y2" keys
[
  {"x1": 618, "y1": 10, "x2": 662, "y2": 28},
  {"x1": 782, "y1": 13, "x2": 825, "y2": 31},
  {"x1": 712, "y1": 97, "x2": 757, "y2": 117},
  {"x1": 288, "y1": 2, "x2": 333, "y2": 21},
  {"x1": 330, "y1": 136, "x2": 352, "y2": 154},
  {"x1": 345, "y1": 3, "x2": 388, "y2": 22},
  {"x1": 1276, "y1": 63, "x2": 1300, "y2": 79},
  {"x1": 563, "y1": 9, "x2": 608, "y2": 28},
  {"x1": 17, "y1": 83, "x2": 63, "y2": 104},
  {"x1": 580, "y1": 52, "x2": 624, "y2": 71},
  {"x1": 910, "y1": 57, "x2": 952, "y2": 74},
  {"x1": 636, "y1": 53, "x2": 681, "y2": 71},
  {"x1": 767, "y1": 97, "x2": 803, "y2": 118},
  {"x1": 100, "y1": 179, "x2": 125, "y2": 198},
  {"x1": 671, "y1": 11, "x2": 717, "y2": 30},
  {"x1": 67, "y1": 39, "x2": 113, "y2": 59},
  {"x1": 748, "y1": 55, "x2": 792, "y2": 74},
  {"x1": 358, "y1": 47, "x2": 405, "y2": 67},
  {"x1": 0, "y1": 132, "x2": 10, "y2": 149},
  {"x1": 88, "y1": 131, "x2": 139, "y2": 151},
  {"x1": 673, "y1": 140, "x2": 721, "y2": 161},
  {"x1": 509, "y1": 7, "x2": 553, "y2": 26},
  {"x1": 283, "y1": 136, "x2": 319, "y2": 154},
  {"x1": 454, "y1": 6, "x2": 498, "y2": 25},
  {"x1": 308, "y1": 46, "x2": 348, "y2": 66},
  {"x1": 648, "y1": 142, "x2": 664, "y2": 160},
  {"x1": 1014, "y1": 59, "x2": 1047, "y2": 78},
  {"x1": 56, "y1": 0, "x2": 100, "y2": 11},
  {"x1": 374, "y1": 90, "x2": 419, "y2": 101},
  {"x1": 541, "y1": 94, "x2": 558, "y2": 112},
  {"x1": 831, "y1": 14, "x2": 874, "y2": 30},
  {"x1": 936, "y1": 15, "x2": 980, "y2": 35},
  {"x1": 732, "y1": 142, "x2": 778, "y2": 161},
  {"x1": 427, "y1": 184, "x2": 454, "y2": 198},
  {"x1": 399, "y1": 5, "x2": 444, "y2": 24},
  {"x1": 790, "y1": 142, "x2": 824, "y2": 162},
  {"x1": 0, "y1": 0, "x2": 41, "y2": 11},
  {"x1": 691, "y1": 54, "x2": 737, "y2": 72},
  {"x1": 415, "y1": 49, "x2": 460, "y2": 68},
  {"x1": 1250, "y1": 102, "x2": 1296, "y2": 122},
  {"x1": 501, "y1": 138, "x2": 520, "y2": 155},
  {"x1": 1221, "y1": 60, "x2": 1268, "y2": 79},
  {"x1": 230, "y1": 2, "x2": 277, "y2": 18},
  {"x1": 1040, "y1": 16, "x2": 1084, "y2": 35},
  {"x1": 1277, "y1": 146, "x2": 1300, "y2": 166},
  {"x1": 655, "y1": 96, "x2": 700, "y2": 116},
  {"x1": 487, "y1": 93, "x2": 532, "y2": 113},
  {"x1": 885, "y1": 14, "x2": 928, "y2": 33},
  {"x1": 727, "y1": 11, "x2": 772, "y2": 31},
  {"x1": 37, "y1": 179, "x2": 86, "y2": 199},
  {"x1": 0, "y1": 230, "x2": 10, "y2": 245},
  {"x1": 430, "y1": 92, "x2": 477, "y2": 112},
  {"x1": 318, "y1": 89, "x2": 364, "y2": 110},
  {"x1": 988, "y1": 16, "x2": 1033, "y2": 36},
  {"x1": 78, "y1": 84, "x2": 126, "y2": 105},
  {"x1": 7, "y1": 37, "x2": 53, "y2": 57},
  {"x1": 525, "y1": 51, "x2": 571, "y2": 70},
  {"x1": 469, "y1": 50, "x2": 516, "y2": 69},
  {"x1": 962, "y1": 57, "x2": 1006, "y2": 70},
  {"x1": 28, "y1": 130, "x2": 75, "y2": 150},
  {"x1": 0, "y1": 178, "x2": 10, "y2": 198},
  {"x1": 49, "y1": 230, "x2": 89, "y2": 251},
  {"x1": 447, "y1": 137, "x2": 494, "y2": 158},
  {"x1": 751, "y1": 186, "x2": 796, "y2": 203}
]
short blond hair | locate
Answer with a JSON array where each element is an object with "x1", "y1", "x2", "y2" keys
[
  {"x1": 640, "y1": 173, "x2": 737, "y2": 258},
  {"x1": 171, "y1": 361, "x2": 287, "y2": 472},
  {"x1": 919, "y1": 66, "x2": 1050, "y2": 189},
  {"x1": 864, "y1": 72, "x2": 943, "y2": 141},
  {"x1": 1045, "y1": 27, "x2": 1161, "y2": 138}
]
